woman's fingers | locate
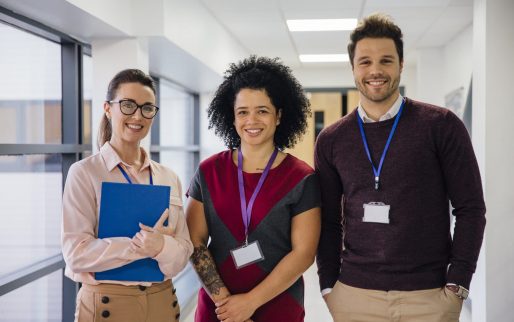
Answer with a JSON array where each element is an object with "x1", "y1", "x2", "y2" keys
[{"x1": 153, "y1": 208, "x2": 169, "y2": 229}]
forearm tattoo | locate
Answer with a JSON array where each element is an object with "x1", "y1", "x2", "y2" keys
[{"x1": 191, "y1": 245, "x2": 226, "y2": 296}]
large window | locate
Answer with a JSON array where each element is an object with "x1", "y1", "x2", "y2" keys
[
  {"x1": 0, "y1": 23, "x2": 62, "y2": 144},
  {"x1": 152, "y1": 79, "x2": 202, "y2": 313},
  {"x1": 0, "y1": 6, "x2": 200, "y2": 321},
  {"x1": 0, "y1": 8, "x2": 91, "y2": 322},
  {"x1": 153, "y1": 79, "x2": 199, "y2": 190}
]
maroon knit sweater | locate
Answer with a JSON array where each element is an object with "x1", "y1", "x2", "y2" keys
[{"x1": 315, "y1": 98, "x2": 486, "y2": 291}]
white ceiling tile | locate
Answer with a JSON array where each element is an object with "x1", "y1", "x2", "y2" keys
[
  {"x1": 283, "y1": 9, "x2": 361, "y2": 20},
  {"x1": 279, "y1": 0, "x2": 363, "y2": 11},
  {"x1": 201, "y1": 0, "x2": 279, "y2": 12},
  {"x1": 291, "y1": 31, "x2": 350, "y2": 54},
  {"x1": 448, "y1": 0, "x2": 473, "y2": 5},
  {"x1": 366, "y1": 0, "x2": 448, "y2": 8},
  {"x1": 417, "y1": 6, "x2": 473, "y2": 47},
  {"x1": 198, "y1": 0, "x2": 474, "y2": 69}
]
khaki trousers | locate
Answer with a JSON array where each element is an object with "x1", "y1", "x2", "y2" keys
[
  {"x1": 75, "y1": 280, "x2": 180, "y2": 322},
  {"x1": 326, "y1": 282, "x2": 463, "y2": 322}
]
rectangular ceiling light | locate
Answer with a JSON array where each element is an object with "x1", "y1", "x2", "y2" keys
[
  {"x1": 287, "y1": 19, "x2": 358, "y2": 31},
  {"x1": 299, "y1": 54, "x2": 349, "y2": 63}
]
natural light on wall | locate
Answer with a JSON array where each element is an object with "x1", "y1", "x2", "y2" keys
[
  {"x1": 286, "y1": 18, "x2": 357, "y2": 31},
  {"x1": 299, "y1": 54, "x2": 349, "y2": 63}
]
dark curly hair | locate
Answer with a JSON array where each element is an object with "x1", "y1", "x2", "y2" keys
[{"x1": 207, "y1": 55, "x2": 311, "y2": 149}]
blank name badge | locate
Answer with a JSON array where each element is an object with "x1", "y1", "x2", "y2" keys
[
  {"x1": 230, "y1": 240, "x2": 265, "y2": 269},
  {"x1": 363, "y1": 202, "x2": 390, "y2": 224}
]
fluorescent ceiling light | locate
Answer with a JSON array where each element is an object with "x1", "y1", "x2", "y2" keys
[
  {"x1": 299, "y1": 54, "x2": 349, "y2": 63},
  {"x1": 287, "y1": 19, "x2": 358, "y2": 31}
]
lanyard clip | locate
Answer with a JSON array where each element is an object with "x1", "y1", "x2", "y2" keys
[
  {"x1": 374, "y1": 176, "x2": 380, "y2": 190},
  {"x1": 244, "y1": 235, "x2": 248, "y2": 247}
]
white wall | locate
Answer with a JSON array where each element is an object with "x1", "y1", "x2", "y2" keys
[
  {"x1": 443, "y1": 24, "x2": 473, "y2": 103},
  {"x1": 473, "y1": 0, "x2": 514, "y2": 321}
]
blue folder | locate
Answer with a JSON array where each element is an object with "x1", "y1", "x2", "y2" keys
[{"x1": 95, "y1": 182, "x2": 170, "y2": 282}]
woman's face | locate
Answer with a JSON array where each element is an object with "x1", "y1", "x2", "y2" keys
[
  {"x1": 233, "y1": 88, "x2": 281, "y2": 148},
  {"x1": 104, "y1": 82, "x2": 156, "y2": 146}
]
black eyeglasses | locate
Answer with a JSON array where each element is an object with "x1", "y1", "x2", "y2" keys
[{"x1": 107, "y1": 99, "x2": 159, "y2": 119}]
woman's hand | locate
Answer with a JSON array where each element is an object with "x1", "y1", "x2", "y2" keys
[
  {"x1": 150, "y1": 208, "x2": 175, "y2": 236},
  {"x1": 215, "y1": 293, "x2": 257, "y2": 322},
  {"x1": 130, "y1": 209, "x2": 172, "y2": 258}
]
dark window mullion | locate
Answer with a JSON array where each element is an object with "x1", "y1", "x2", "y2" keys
[
  {"x1": 192, "y1": 94, "x2": 200, "y2": 168},
  {"x1": 61, "y1": 41, "x2": 84, "y2": 322},
  {"x1": 151, "y1": 77, "x2": 161, "y2": 163}
]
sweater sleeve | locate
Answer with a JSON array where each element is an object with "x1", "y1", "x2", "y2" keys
[
  {"x1": 437, "y1": 111, "x2": 486, "y2": 289},
  {"x1": 314, "y1": 129, "x2": 344, "y2": 291}
]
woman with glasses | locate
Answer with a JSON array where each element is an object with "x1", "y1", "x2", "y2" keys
[
  {"x1": 186, "y1": 56, "x2": 321, "y2": 322},
  {"x1": 62, "y1": 69, "x2": 193, "y2": 322}
]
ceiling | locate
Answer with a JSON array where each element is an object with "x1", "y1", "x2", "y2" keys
[{"x1": 199, "y1": 0, "x2": 473, "y2": 68}]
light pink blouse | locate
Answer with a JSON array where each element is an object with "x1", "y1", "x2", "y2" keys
[{"x1": 61, "y1": 142, "x2": 193, "y2": 286}]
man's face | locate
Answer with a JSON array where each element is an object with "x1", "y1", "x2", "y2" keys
[{"x1": 352, "y1": 37, "x2": 403, "y2": 105}]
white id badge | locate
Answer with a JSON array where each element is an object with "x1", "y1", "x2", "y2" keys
[
  {"x1": 363, "y1": 202, "x2": 390, "y2": 224},
  {"x1": 230, "y1": 240, "x2": 265, "y2": 269}
]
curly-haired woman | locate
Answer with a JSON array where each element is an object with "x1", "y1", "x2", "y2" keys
[{"x1": 186, "y1": 56, "x2": 321, "y2": 322}]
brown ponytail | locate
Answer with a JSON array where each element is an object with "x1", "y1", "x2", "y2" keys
[{"x1": 97, "y1": 113, "x2": 112, "y2": 149}]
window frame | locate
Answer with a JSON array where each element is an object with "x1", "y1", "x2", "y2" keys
[
  {"x1": 0, "y1": 6, "x2": 92, "y2": 321},
  {"x1": 150, "y1": 76, "x2": 200, "y2": 169}
]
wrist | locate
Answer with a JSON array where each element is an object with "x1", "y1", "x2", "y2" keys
[
  {"x1": 445, "y1": 283, "x2": 469, "y2": 299},
  {"x1": 211, "y1": 287, "x2": 231, "y2": 302},
  {"x1": 152, "y1": 236, "x2": 165, "y2": 258},
  {"x1": 246, "y1": 290, "x2": 265, "y2": 311}
]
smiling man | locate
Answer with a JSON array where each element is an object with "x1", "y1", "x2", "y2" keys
[{"x1": 314, "y1": 13, "x2": 486, "y2": 322}]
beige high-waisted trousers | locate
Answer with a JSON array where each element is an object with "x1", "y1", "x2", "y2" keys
[{"x1": 75, "y1": 280, "x2": 180, "y2": 322}]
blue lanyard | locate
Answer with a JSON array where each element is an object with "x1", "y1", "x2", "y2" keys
[
  {"x1": 357, "y1": 99, "x2": 405, "y2": 190},
  {"x1": 237, "y1": 147, "x2": 278, "y2": 245},
  {"x1": 117, "y1": 164, "x2": 153, "y2": 185}
]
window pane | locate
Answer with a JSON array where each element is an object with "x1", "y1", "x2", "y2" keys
[
  {"x1": 0, "y1": 270, "x2": 62, "y2": 322},
  {"x1": 0, "y1": 22, "x2": 62, "y2": 144},
  {"x1": 159, "y1": 80, "x2": 194, "y2": 146},
  {"x1": 0, "y1": 155, "x2": 62, "y2": 276},
  {"x1": 160, "y1": 151, "x2": 195, "y2": 191},
  {"x1": 83, "y1": 54, "x2": 93, "y2": 145}
]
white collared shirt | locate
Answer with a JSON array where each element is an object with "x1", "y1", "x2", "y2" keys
[{"x1": 357, "y1": 94, "x2": 404, "y2": 123}]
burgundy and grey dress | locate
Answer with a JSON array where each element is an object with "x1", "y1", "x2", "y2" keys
[{"x1": 188, "y1": 150, "x2": 320, "y2": 322}]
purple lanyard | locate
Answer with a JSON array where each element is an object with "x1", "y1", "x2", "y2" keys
[
  {"x1": 237, "y1": 147, "x2": 278, "y2": 244},
  {"x1": 117, "y1": 164, "x2": 153, "y2": 185}
]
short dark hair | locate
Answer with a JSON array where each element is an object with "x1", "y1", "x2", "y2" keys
[
  {"x1": 98, "y1": 69, "x2": 156, "y2": 148},
  {"x1": 348, "y1": 13, "x2": 403, "y2": 67},
  {"x1": 208, "y1": 55, "x2": 311, "y2": 149}
]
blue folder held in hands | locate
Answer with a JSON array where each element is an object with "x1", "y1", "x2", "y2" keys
[{"x1": 95, "y1": 182, "x2": 170, "y2": 282}]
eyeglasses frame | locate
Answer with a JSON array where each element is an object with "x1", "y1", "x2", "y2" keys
[{"x1": 107, "y1": 99, "x2": 160, "y2": 119}]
